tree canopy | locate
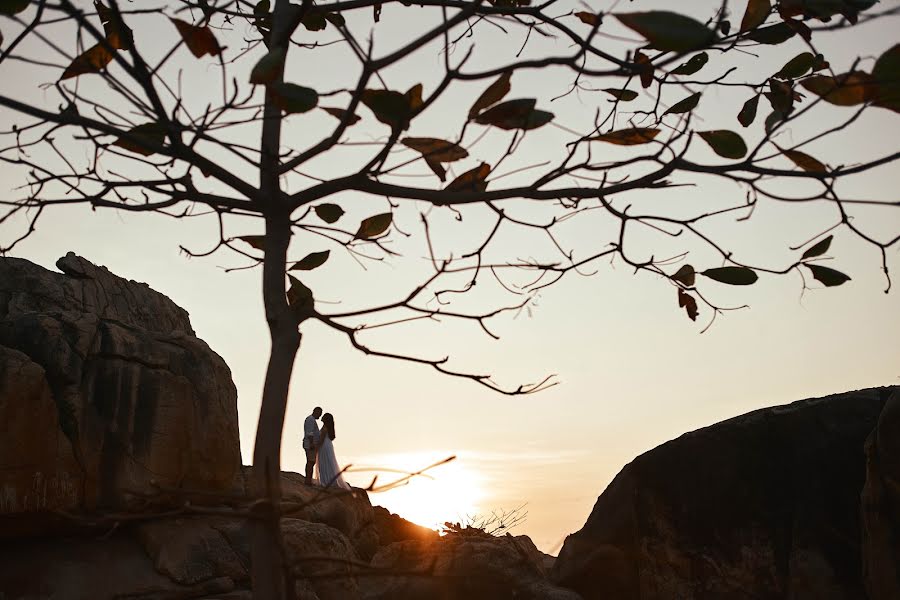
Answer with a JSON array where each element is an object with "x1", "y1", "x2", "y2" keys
[{"x1": 1, "y1": 0, "x2": 898, "y2": 597}]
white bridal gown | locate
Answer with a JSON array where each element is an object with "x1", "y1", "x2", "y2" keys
[{"x1": 315, "y1": 435, "x2": 351, "y2": 490}]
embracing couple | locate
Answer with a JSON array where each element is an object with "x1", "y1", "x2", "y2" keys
[{"x1": 303, "y1": 406, "x2": 351, "y2": 490}]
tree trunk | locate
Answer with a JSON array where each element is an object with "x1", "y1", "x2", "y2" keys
[
  {"x1": 248, "y1": 3, "x2": 306, "y2": 597},
  {"x1": 250, "y1": 212, "x2": 300, "y2": 600}
]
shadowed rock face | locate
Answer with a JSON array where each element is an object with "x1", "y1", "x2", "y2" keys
[
  {"x1": 364, "y1": 533, "x2": 582, "y2": 600},
  {"x1": 0, "y1": 531, "x2": 240, "y2": 600},
  {"x1": 0, "y1": 253, "x2": 241, "y2": 533},
  {"x1": 861, "y1": 390, "x2": 900, "y2": 600},
  {"x1": 552, "y1": 386, "x2": 897, "y2": 600}
]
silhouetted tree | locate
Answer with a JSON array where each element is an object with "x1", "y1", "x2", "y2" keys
[{"x1": 1, "y1": 0, "x2": 898, "y2": 597}]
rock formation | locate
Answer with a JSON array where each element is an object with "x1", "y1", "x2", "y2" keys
[
  {"x1": 0, "y1": 254, "x2": 573, "y2": 600},
  {"x1": 0, "y1": 254, "x2": 241, "y2": 537},
  {"x1": 552, "y1": 386, "x2": 899, "y2": 600},
  {"x1": 234, "y1": 467, "x2": 384, "y2": 561},
  {"x1": 5, "y1": 253, "x2": 896, "y2": 600}
]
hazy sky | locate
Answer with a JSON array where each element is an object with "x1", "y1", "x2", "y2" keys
[{"x1": 1, "y1": 1, "x2": 898, "y2": 552}]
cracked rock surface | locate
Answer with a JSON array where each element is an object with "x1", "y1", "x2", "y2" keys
[{"x1": 0, "y1": 253, "x2": 241, "y2": 533}]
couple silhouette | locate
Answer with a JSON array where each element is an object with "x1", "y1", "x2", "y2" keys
[{"x1": 303, "y1": 406, "x2": 350, "y2": 490}]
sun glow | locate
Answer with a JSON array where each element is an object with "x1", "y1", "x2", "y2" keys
[{"x1": 345, "y1": 452, "x2": 486, "y2": 530}]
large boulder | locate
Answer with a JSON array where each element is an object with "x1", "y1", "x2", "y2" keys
[
  {"x1": 552, "y1": 387, "x2": 895, "y2": 600},
  {"x1": 861, "y1": 389, "x2": 900, "y2": 599},
  {"x1": 136, "y1": 516, "x2": 251, "y2": 587},
  {"x1": 0, "y1": 254, "x2": 241, "y2": 533},
  {"x1": 282, "y1": 518, "x2": 363, "y2": 600},
  {"x1": 235, "y1": 467, "x2": 383, "y2": 561},
  {"x1": 363, "y1": 533, "x2": 582, "y2": 600}
]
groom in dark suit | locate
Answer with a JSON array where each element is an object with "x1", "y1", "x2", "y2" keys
[{"x1": 303, "y1": 406, "x2": 323, "y2": 485}]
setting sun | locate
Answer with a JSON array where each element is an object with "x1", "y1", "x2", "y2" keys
[{"x1": 346, "y1": 452, "x2": 486, "y2": 530}]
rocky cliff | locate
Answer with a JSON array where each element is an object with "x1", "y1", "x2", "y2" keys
[
  {"x1": 0, "y1": 253, "x2": 241, "y2": 537},
  {"x1": 552, "y1": 386, "x2": 900, "y2": 600}
]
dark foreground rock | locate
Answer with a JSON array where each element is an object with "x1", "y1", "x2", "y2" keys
[
  {"x1": 363, "y1": 532, "x2": 581, "y2": 600},
  {"x1": 0, "y1": 511, "x2": 573, "y2": 600},
  {"x1": 233, "y1": 466, "x2": 386, "y2": 561},
  {"x1": 861, "y1": 390, "x2": 900, "y2": 599},
  {"x1": 552, "y1": 386, "x2": 898, "y2": 600}
]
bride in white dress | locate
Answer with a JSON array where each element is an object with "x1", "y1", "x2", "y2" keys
[{"x1": 314, "y1": 413, "x2": 351, "y2": 490}]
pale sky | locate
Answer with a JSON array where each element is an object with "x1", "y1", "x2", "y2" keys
[{"x1": 1, "y1": 1, "x2": 898, "y2": 553}]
